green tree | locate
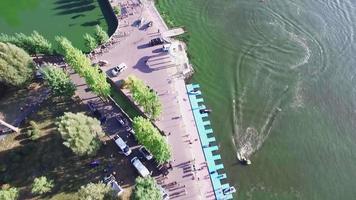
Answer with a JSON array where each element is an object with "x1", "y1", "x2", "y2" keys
[
  {"x1": 27, "y1": 121, "x2": 41, "y2": 140},
  {"x1": 113, "y1": 6, "x2": 121, "y2": 16},
  {"x1": 78, "y1": 183, "x2": 113, "y2": 200},
  {"x1": 31, "y1": 176, "x2": 54, "y2": 195},
  {"x1": 134, "y1": 177, "x2": 162, "y2": 200},
  {"x1": 0, "y1": 42, "x2": 34, "y2": 87},
  {"x1": 83, "y1": 65, "x2": 111, "y2": 98},
  {"x1": 125, "y1": 76, "x2": 162, "y2": 120},
  {"x1": 30, "y1": 31, "x2": 52, "y2": 55},
  {"x1": 83, "y1": 33, "x2": 97, "y2": 52},
  {"x1": 42, "y1": 65, "x2": 76, "y2": 97},
  {"x1": 55, "y1": 36, "x2": 89, "y2": 76},
  {"x1": 0, "y1": 31, "x2": 52, "y2": 55},
  {"x1": 133, "y1": 117, "x2": 171, "y2": 164},
  {"x1": 0, "y1": 185, "x2": 18, "y2": 200},
  {"x1": 94, "y1": 25, "x2": 109, "y2": 45},
  {"x1": 55, "y1": 36, "x2": 111, "y2": 98},
  {"x1": 57, "y1": 112, "x2": 105, "y2": 156}
]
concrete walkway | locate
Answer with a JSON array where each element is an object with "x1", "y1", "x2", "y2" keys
[{"x1": 93, "y1": 0, "x2": 215, "y2": 199}]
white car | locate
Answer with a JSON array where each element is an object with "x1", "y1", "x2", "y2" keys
[
  {"x1": 162, "y1": 44, "x2": 171, "y2": 52},
  {"x1": 111, "y1": 63, "x2": 127, "y2": 77},
  {"x1": 131, "y1": 157, "x2": 150, "y2": 177},
  {"x1": 114, "y1": 135, "x2": 131, "y2": 156}
]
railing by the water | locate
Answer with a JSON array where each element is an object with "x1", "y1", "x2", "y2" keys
[{"x1": 186, "y1": 83, "x2": 234, "y2": 200}]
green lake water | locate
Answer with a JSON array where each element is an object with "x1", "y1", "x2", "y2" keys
[
  {"x1": 0, "y1": 0, "x2": 112, "y2": 50},
  {"x1": 158, "y1": 0, "x2": 356, "y2": 199}
]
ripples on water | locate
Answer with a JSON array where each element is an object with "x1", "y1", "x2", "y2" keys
[{"x1": 159, "y1": 0, "x2": 356, "y2": 199}]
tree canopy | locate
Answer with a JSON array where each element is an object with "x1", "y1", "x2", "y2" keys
[
  {"x1": 125, "y1": 76, "x2": 162, "y2": 120},
  {"x1": 0, "y1": 185, "x2": 18, "y2": 200},
  {"x1": 94, "y1": 25, "x2": 109, "y2": 45},
  {"x1": 56, "y1": 112, "x2": 105, "y2": 156},
  {"x1": 0, "y1": 31, "x2": 52, "y2": 55},
  {"x1": 42, "y1": 65, "x2": 76, "y2": 97},
  {"x1": 55, "y1": 36, "x2": 110, "y2": 98},
  {"x1": 78, "y1": 183, "x2": 114, "y2": 200},
  {"x1": 83, "y1": 33, "x2": 97, "y2": 52},
  {"x1": 0, "y1": 42, "x2": 34, "y2": 87},
  {"x1": 133, "y1": 116, "x2": 171, "y2": 164},
  {"x1": 31, "y1": 176, "x2": 54, "y2": 195},
  {"x1": 134, "y1": 177, "x2": 162, "y2": 200}
]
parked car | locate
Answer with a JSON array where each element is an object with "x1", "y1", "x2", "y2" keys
[
  {"x1": 162, "y1": 44, "x2": 171, "y2": 52},
  {"x1": 139, "y1": 146, "x2": 153, "y2": 161},
  {"x1": 149, "y1": 38, "x2": 164, "y2": 46},
  {"x1": 98, "y1": 60, "x2": 109, "y2": 66},
  {"x1": 108, "y1": 179, "x2": 124, "y2": 196},
  {"x1": 35, "y1": 69, "x2": 44, "y2": 80},
  {"x1": 147, "y1": 21, "x2": 153, "y2": 27},
  {"x1": 131, "y1": 157, "x2": 150, "y2": 177},
  {"x1": 157, "y1": 185, "x2": 169, "y2": 200},
  {"x1": 115, "y1": 115, "x2": 126, "y2": 126},
  {"x1": 111, "y1": 63, "x2": 127, "y2": 77},
  {"x1": 114, "y1": 135, "x2": 131, "y2": 156},
  {"x1": 124, "y1": 125, "x2": 134, "y2": 132}
]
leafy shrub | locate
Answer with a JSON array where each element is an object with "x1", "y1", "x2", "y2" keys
[
  {"x1": 0, "y1": 185, "x2": 19, "y2": 200},
  {"x1": 27, "y1": 121, "x2": 41, "y2": 140},
  {"x1": 31, "y1": 176, "x2": 54, "y2": 195}
]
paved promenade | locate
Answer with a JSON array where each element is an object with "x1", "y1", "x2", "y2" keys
[{"x1": 93, "y1": 0, "x2": 215, "y2": 199}]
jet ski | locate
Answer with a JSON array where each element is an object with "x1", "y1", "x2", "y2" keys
[
  {"x1": 189, "y1": 88, "x2": 200, "y2": 95},
  {"x1": 199, "y1": 109, "x2": 212, "y2": 114},
  {"x1": 237, "y1": 153, "x2": 251, "y2": 165},
  {"x1": 222, "y1": 186, "x2": 237, "y2": 195}
]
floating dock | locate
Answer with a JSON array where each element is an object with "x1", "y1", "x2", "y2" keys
[
  {"x1": 186, "y1": 83, "x2": 234, "y2": 200},
  {"x1": 162, "y1": 27, "x2": 185, "y2": 38}
]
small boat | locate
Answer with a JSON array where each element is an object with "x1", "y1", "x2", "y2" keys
[
  {"x1": 192, "y1": 88, "x2": 199, "y2": 92},
  {"x1": 222, "y1": 186, "x2": 237, "y2": 195},
  {"x1": 237, "y1": 153, "x2": 251, "y2": 165},
  {"x1": 199, "y1": 109, "x2": 212, "y2": 114},
  {"x1": 189, "y1": 89, "x2": 200, "y2": 95}
]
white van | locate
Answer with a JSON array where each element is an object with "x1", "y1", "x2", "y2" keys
[
  {"x1": 114, "y1": 135, "x2": 131, "y2": 156},
  {"x1": 131, "y1": 157, "x2": 150, "y2": 177}
]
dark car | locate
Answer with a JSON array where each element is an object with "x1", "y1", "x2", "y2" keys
[
  {"x1": 115, "y1": 115, "x2": 126, "y2": 126},
  {"x1": 149, "y1": 38, "x2": 164, "y2": 46},
  {"x1": 139, "y1": 146, "x2": 153, "y2": 160},
  {"x1": 35, "y1": 69, "x2": 44, "y2": 80}
]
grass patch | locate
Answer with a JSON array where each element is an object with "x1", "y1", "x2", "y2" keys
[{"x1": 110, "y1": 87, "x2": 142, "y2": 119}]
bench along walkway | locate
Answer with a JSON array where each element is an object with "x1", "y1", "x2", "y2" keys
[{"x1": 186, "y1": 83, "x2": 234, "y2": 200}]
